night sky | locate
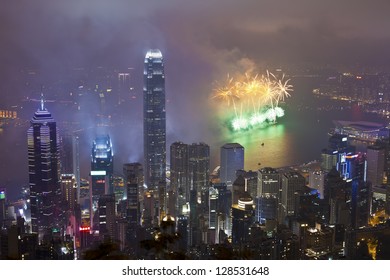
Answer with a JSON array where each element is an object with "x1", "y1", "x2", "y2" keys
[{"x1": 1, "y1": 0, "x2": 390, "y2": 198}]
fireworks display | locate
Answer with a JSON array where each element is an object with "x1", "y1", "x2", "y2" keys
[{"x1": 213, "y1": 71, "x2": 293, "y2": 131}]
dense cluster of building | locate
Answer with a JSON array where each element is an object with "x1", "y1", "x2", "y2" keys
[
  {"x1": 1, "y1": 50, "x2": 390, "y2": 260},
  {"x1": 312, "y1": 72, "x2": 390, "y2": 117}
]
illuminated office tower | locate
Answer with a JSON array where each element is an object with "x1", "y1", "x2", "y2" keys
[
  {"x1": 90, "y1": 135, "x2": 113, "y2": 230},
  {"x1": 324, "y1": 168, "x2": 350, "y2": 225},
  {"x1": 239, "y1": 170, "x2": 258, "y2": 201},
  {"x1": 72, "y1": 136, "x2": 81, "y2": 201},
  {"x1": 256, "y1": 167, "x2": 280, "y2": 223},
  {"x1": 123, "y1": 163, "x2": 144, "y2": 208},
  {"x1": 309, "y1": 170, "x2": 325, "y2": 199},
  {"x1": 170, "y1": 142, "x2": 189, "y2": 215},
  {"x1": 123, "y1": 163, "x2": 143, "y2": 243},
  {"x1": 220, "y1": 143, "x2": 244, "y2": 188},
  {"x1": 321, "y1": 134, "x2": 355, "y2": 179},
  {"x1": 177, "y1": 215, "x2": 188, "y2": 252},
  {"x1": 351, "y1": 179, "x2": 370, "y2": 229},
  {"x1": 213, "y1": 183, "x2": 232, "y2": 239},
  {"x1": 98, "y1": 194, "x2": 116, "y2": 240},
  {"x1": 142, "y1": 191, "x2": 155, "y2": 229},
  {"x1": 320, "y1": 149, "x2": 338, "y2": 172},
  {"x1": 143, "y1": 49, "x2": 166, "y2": 190},
  {"x1": 59, "y1": 133, "x2": 80, "y2": 186},
  {"x1": 209, "y1": 187, "x2": 218, "y2": 229},
  {"x1": 28, "y1": 96, "x2": 61, "y2": 239},
  {"x1": 189, "y1": 142, "x2": 210, "y2": 204},
  {"x1": 123, "y1": 163, "x2": 144, "y2": 211},
  {"x1": 232, "y1": 175, "x2": 246, "y2": 205},
  {"x1": 231, "y1": 193, "x2": 255, "y2": 244},
  {"x1": 60, "y1": 174, "x2": 77, "y2": 211},
  {"x1": 386, "y1": 185, "x2": 390, "y2": 216},
  {"x1": 366, "y1": 145, "x2": 385, "y2": 187},
  {"x1": 118, "y1": 70, "x2": 134, "y2": 105},
  {"x1": 208, "y1": 186, "x2": 218, "y2": 244},
  {"x1": 280, "y1": 171, "x2": 305, "y2": 223},
  {"x1": 79, "y1": 179, "x2": 91, "y2": 227}
]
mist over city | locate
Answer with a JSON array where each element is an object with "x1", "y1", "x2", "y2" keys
[{"x1": 1, "y1": 0, "x2": 390, "y2": 260}]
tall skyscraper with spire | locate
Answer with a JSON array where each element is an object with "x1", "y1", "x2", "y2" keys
[
  {"x1": 28, "y1": 94, "x2": 61, "y2": 239},
  {"x1": 143, "y1": 49, "x2": 166, "y2": 190}
]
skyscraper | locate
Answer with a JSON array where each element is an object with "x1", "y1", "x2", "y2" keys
[
  {"x1": 321, "y1": 134, "x2": 355, "y2": 179},
  {"x1": 351, "y1": 179, "x2": 370, "y2": 229},
  {"x1": 366, "y1": 145, "x2": 385, "y2": 187},
  {"x1": 143, "y1": 49, "x2": 166, "y2": 190},
  {"x1": 232, "y1": 193, "x2": 255, "y2": 244},
  {"x1": 256, "y1": 167, "x2": 280, "y2": 223},
  {"x1": 0, "y1": 189, "x2": 5, "y2": 229},
  {"x1": 90, "y1": 135, "x2": 113, "y2": 230},
  {"x1": 28, "y1": 96, "x2": 61, "y2": 239},
  {"x1": 98, "y1": 194, "x2": 116, "y2": 240},
  {"x1": 208, "y1": 186, "x2": 218, "y2": 244},
  {"x1": 123, "y1": 163, "x2": 143, "y2": 245},
  {"x1": 220, "y1": 143, "x2": 244, "y2": 188},
  {"x1": 170, "y1": 142, "x2": 189, "y2": 216},
  {"x1": 189, "y1": 142, "x2": 210, "y2": 204},
  {"x1": 280, "y1": 171, "x2": 305, "y2": 223},
  {"x1": 123, "y1": 162, "x2": 144, "y2": 210},
  {"x1": 60, "y1": 174, "x2": 77, "y2": 212},
  {"x1": 60, "y1": 134, "x2": 80, "y2": 203}
]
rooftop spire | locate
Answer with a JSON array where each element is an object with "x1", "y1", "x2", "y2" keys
[{"x1": 40, "y1": 92, "x2": 45, "y2": 111}]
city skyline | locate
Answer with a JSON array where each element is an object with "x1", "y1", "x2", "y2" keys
[
  {"x1": 1, "y1": 0, "x2": 390, "y2": 260},
  {"x1": 1, "y1": 1, "x2": 390, "y2": 198}
]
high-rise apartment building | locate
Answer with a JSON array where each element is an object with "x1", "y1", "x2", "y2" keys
[
  {"x1": 143, "y1": 49, "x2": 166, "y2": 190},
  {"x1": 28, "y1": 96, "x2": 61, "y2": 239}
]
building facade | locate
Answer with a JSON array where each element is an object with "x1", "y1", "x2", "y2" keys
[
  {"x1": 90, "y1": 135, "x2": 113, "y2": 230},
  {"x1": 170, "y1": 142, "x2": 189, "y2": 216},
  {"x1": 143, "y1": 49, "x2": 166, "y2": 190},
  {"x1": 28, "y1": 97, "x2": 61, "y2": 239},
  {"x1": 220, "y1": 143, "x2": 244, "y2": 188}
]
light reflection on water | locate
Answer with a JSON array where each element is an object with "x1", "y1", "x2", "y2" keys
[
  {"x1": 219, "y1": 123, "x2": 288, "y2": 170},
  {"x1": 209, "y1": 104, "x2": 385, "y2": 171}
]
